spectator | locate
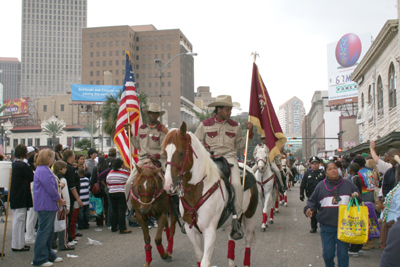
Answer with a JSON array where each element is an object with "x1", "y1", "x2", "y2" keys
[
  {"x1": 77, "y1": 168, "x2": 90, "y2": 230},
  {"x1": 106, "y1": 147, "x2": 117, "y2": 167},
  {"x1": 90, "y1": 156, "x2": 110, "y2": 227},
  {"x1": 86, "y1": 148, "x2": 98, "y2": 175},
  {"x1": 381, "y1": 149, "x2": 400, "y2": 197},
  {"x1": 304, "y1": 162, "x2": 361, "y2": 267},
  {"x1": 353, "y1": 156, "x2": 376, "y2": 203},
  {"x1": 10, "y1": 144, "x2": 33, "y2": 252},
  {"x1": 32, "y1": 149, "x2": 65, "y2": 266},
  {"x1": 76, "y1": 154, "x2": 90, "y2": 178},
  {"x1": 106, "y1": 158, "x2": 131, "y2": 234},
  {"x1": 25, "y1": 152, "x2": 38, "y2": 245},
  {"x1": 54, "y1": 144, "x2": 63, "y2": 161},
  {"x1": 340, "y1": 157, "x2": 351, "y2": 179},
  {"x1": 380, "y1": 216, "x2": 400, "y2": 267}
]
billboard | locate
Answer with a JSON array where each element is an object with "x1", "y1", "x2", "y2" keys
[
  {"x1": 71, "y1": 84, "x2": 122, "y2": 102},
  {"x1": 2, "y1": 97, "x2": 29, "y2": 116},
  {"x1": 327, "y1": 33, "x2": 371, "y2": 105}
]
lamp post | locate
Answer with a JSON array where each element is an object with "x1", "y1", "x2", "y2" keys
[
  {"x1": 155, "y1": 52, "x2": 197, "y2": 123},
  {"x1": 81, "y1": 107, "x2": 95, "y2": 149}
]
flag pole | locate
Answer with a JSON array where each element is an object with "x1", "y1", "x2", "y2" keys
[
  {"x1": 243, "y1": 52, "x2": 259, "y2": 189},
  {"x1": 128, "y1": 115, "x2": 132, "y2": 172}
]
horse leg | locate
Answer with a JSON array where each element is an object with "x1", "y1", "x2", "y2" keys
[
  {"x1": 201, "y1": 228, "x2": 217, "y2": 267},
  {"x1": 137, "y1": 213, "x2": 152, "y2": 267},
  {"x1": 275, "y1": 192, "x2": 279, "y2": 213},
  {"x1": 243, "y1": 216, "x2": 256, "y2": 267},
  {"x1": 186, "y1": 227, "x2": 204, "y2": 267},
  {"x1": 284, "y1": 191, "x2": 288, "y2": 207},
  {"x1": 165, "y1": 207, "x2": 177, "y2": 257},
  {"x1": 261, "y1": 183, "x2": 269, "y2": 232},
  {"x1": 155, "y1": 214, "x2": 171, "y2": 262}
]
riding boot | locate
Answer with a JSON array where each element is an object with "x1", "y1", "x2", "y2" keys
[{"x1": 229, "y1": 186, "x2": 244, "y2": 240}]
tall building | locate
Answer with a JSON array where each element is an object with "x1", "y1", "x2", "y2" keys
[
  {"x1": 20, "y1": 0, "x2": 87, "y2": 100},
  {"x1": 0, "y1": 57, "x2": 21, "y2": 101},
  {"x1": 81, "y1": 25, "x2": 195, "y2": 127},
  {"x1": 194, "y1": 86, "x2": 215, "y2": 109},
  {"x1": 277, "y1": 96, "x2": 306, "y2": 134}
]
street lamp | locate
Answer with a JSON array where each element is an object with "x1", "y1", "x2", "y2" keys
[
  {"x1": 81, "y1": 108, "x2": 95, "y2": 149},
  {"x1": 155, "y1": 52, "x2": 197, "y2": 122}
]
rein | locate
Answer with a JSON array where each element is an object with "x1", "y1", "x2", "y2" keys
[{"x1": 130, "y1": 171, "x2": 165, "y2": 207}]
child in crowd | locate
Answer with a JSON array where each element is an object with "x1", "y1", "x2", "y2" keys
[
  {"x1": 53, "y1": 161, "x2": 74, "y2": 251},
  {"x1": 77, "y1": 168, "x2": 90, "y2": 230}
]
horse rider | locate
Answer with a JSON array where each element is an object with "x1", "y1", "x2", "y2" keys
[
  {"x1": 194, "y1": 95, "x2": 253, "y2": 240},
  {"x1": 299, "y1": 156, "x2": 325, "y2": 233},
  {"x1": 124, "y1": 103, "x2": 168, "y2": 209}
]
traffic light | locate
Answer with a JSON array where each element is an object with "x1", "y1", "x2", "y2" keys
[
  {"x1": 287, "y1": 144, "x2": 292, "y2": 147},
  {"x1": 338, "y1": 148, "x2": 342, "y2": 152}
]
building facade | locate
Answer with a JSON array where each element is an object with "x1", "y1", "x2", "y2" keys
[
  {"x1": 81, "y1": 25, "x2": 196, "y2": 127},
  {"x1": 277, "y1": 96, "x2": 306, "y2": 134},
  {"x1": 20, "y1": 0, "x2": 87, "y2": 100},
  {"x1": 194, "y1": 86, "x2": 216, "y2": 109},
  {"x1": 0, "y1": 58, "x2": 21, "y2": 101}
]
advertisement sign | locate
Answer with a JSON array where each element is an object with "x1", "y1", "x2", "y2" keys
[
  {"x1": 71, "y1": 84, "x2": 122, "y2": 102},
  {"x1": 327, "y1": 33, "x2": 372, "y2": 105},
  {"x1": 2, "y1": 97, "x2": 29, "y2": 116}
]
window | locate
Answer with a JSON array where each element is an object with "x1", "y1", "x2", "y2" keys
[
  {"x1": 116, "y1": 41, "x2": 119, "y2": 46},
  {"x1": 103, "y1": 42, "x2": 106, "y2": 47},
  {"x1": 96, "y1": 33, "x2": 100, "y2": 38},
  {"x1": 389, "y1": 63, "x2": 397, "y2": 109},
  {"x1": 142, "y1": 37, "x2": 145, "y2": 41},
  {"x1": 90, "y1": 71, "x2": 93, "y2": 76},
  {"x1": 377, "y1": 76, "x2": 384, "y2": 116},
  {"x1": 43, "y1": 105, "x2": 47, "y2": 112},
  {"x1": 90, "y1": 61, "x2": 93, "y2": 67},
  {"x1": 103, "y1": 61, "x2": 106, "y2": 66},
  {"x1": 28, "y1": 138, "x2": 33, "y2": 146},
  {"x1": 109, "y1": 51, "x2": 112, "y2": 56},
  {"x1": 61, "y1": 104, "x2": 64, "y2": 111},
  {"x1": 109, "y1": 41, "x2": 112, "y2": 47},
  {"x1": 35, "y1": 138, "x2": 40, "y2": 146},
  {"x1": 109, "y1": 60, "x2": 112, "y2": 66},
  {"x1": 90, "y1": 52, "x2": 93, "y2": 57},
  {"x1": 109, "y1": 32, "x2": 112, "y2": 37},
  {"x1": 368, "y1": 85, "x2": 373, "y2": 104},
  {"x1": 167, "y1": 35, "x2": 171, "y2": 40},
  {"x1": 167, "y1": 44, "x2": 171, "y2": 50},
  {"x1": 13, "y1": 139, "x2": 18, "y2": 148},
  {"x1": 96, "y1": 71, "x2": 100, "y2": 76},
  {"x1": 361, "y1": 93, "x2": 364, "y2": 108},
  {"x1": 20, "y1": 139, "x2": 26, "y2": 145}
]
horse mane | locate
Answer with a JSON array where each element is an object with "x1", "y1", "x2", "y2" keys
[{"x1": 187, "y1": 132, "x2": 221, "y2": 185}]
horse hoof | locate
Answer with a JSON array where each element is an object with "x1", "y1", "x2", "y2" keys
[
  {"x1": 284, "y1": 203, "x2": 288, "y2": 207},
  {"x1": 261, "y1": 227, "x2": 266, "y2": 232},
  {"x1": 288, "y1": 188, "x2": 291, "y2": 191},
  {"x1": 162, "y1": 254, "x2": 172, "y2": 262},
  {"x1": 143, "y1": 263, "x2": 150, "y2": 267},
  {"x1": 275, "y1": 210, "x2": 279, "y2": 214},
  {"x1": 269, "y1": 220, "x2": 273, "y2": 224}
]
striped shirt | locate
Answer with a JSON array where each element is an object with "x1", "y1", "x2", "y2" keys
[
  {"x1": 107, "y1": 169, "x2": 130, "y2": 194},
  {"x1": 79, "y1": 177, "x2": 90, "y2": 206}
]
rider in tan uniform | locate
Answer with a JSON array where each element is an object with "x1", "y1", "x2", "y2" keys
[
  {"x1": 124, "y1": 103, "x2": 168, "y2": 209},
  {"x1": 194, "y1": 95, "x2": 253, "y2": 240}
]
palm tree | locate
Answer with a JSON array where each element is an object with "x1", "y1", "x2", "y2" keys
[
  {"x1": 192, "y1": 108, "x2": 213, "y2": 121},
  {"x1": 101, "y1": 91, "x2": 149, "y2": 140},
  {"x1": 42, "y1": 121, "x2": 65, "y2": 150}
]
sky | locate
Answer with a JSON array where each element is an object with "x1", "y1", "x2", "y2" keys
[{"x1": 0, "y1": 0, "x2": 398, "y2": 114}]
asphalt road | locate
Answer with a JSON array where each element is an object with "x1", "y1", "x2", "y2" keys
[{"x1": 0, "y1": 184, "x2": 382, "y2": 267}]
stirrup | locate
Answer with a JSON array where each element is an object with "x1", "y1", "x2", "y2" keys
[
  {"x1": 181, "y1": 222, "x2": 187, "y2": 235},
  {"x1": 230, "y1": 215, "x2": 244, "y2": 240}
]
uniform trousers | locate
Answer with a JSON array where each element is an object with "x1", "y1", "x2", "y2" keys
[
  {"x1": 226, "y1": 157, "x2": 243, "y2": 217},
  {"x1": 12, "y1": 208, "x2": 27, "y2": 249}
]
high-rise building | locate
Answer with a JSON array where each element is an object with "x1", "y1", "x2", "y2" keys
[
  {"x1": 277, "y1": 96, "x2": 306, "y2": 134},
  {"x1": 0, "y1": 57, "x2": 21, "y2": 101},
  {"x1": 20, "y1": 0, "x2": 87, "y2": 100},
  {"x1": 81, "y1": 25, "x2": 195, "y2": 127}
]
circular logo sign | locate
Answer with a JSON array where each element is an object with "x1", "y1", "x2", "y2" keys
[{"x1": 335, "y1": 33, "x2": 362, "y2": 68}]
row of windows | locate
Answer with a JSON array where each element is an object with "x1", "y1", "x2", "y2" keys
[
  {"x1": 90, "y1": 31, "x2": 126, "y2": 38},
  {"x1": 361, "y1": 62, "x2": 397, "y2": 117},
  {"x1": 139, "y1": 35, "x2": 170, "y2": 42},
  {"x1": 13, "y1": 138, "x2": 39, "y2": 148},
  {"x1": 23, "y1": 1, "x2": 86, "y2": 8},
  {"x1": 90, "y1": 41, "x2": 125, "y2": 47}
]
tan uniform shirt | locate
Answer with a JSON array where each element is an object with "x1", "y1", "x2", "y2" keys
[
  {"x1": 130, "y1": 122, "x2": 167, "y2": 160},
  {"x1": 194, "y1": 116, "x2": 252, "y2": 158}
]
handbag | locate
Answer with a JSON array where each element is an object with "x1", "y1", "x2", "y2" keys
[
  {"x1": 91, "y1": 167, "x2": 101, "y2": 194},
  {"x1": 337, "y1": 197, "x2": 369, "y2": 244},
  {"x1": 54, "y1": 206, "x2": 66, "y2": 232},
  {"x1": 364, "y1": 202, "x2": 380, "y2": 239}
]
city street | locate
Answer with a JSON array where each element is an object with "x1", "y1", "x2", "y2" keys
[{"x1": 0, "y1": 184, "x2": 382, "y2": 267}]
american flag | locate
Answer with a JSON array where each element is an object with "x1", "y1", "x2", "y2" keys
[{"x1": 113, "y1": 52, "x2": 141, "y2": 167}]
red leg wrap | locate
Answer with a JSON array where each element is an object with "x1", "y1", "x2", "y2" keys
[
  {"x1": 164, "y1": 227, "x2": 170, "y2": 241},
  {"x1": 197, "y1": 262, "x2": 201, "y2": 267},
  {"x1": 284, "y1": 195, "x2": 287, "y2": 203},
  {"x1": 270, "y1": 208, "x2": 274, "y2": 219},
  {"x1": 279, "y1": 195, "x2": 283, "y2": 201},
  {"x1": 243, "y1": 247, "x2": 251, "y2": 266},
  {"x1": 156, "y1": 244, "x2": 165, "y2": 256},
  {"x1": 262, "y1": 213, "x2": 267, "y2": 224},
  {"x1": 145, "y1": 244, "x2": 152, "y2": 264},
  {"x1": 275, "y1": 201, "x2": 279, "y2": 209},
  {"x1": 167, "y1": 236, "x2": 174, "y2": 254},
  {"x1": 227, "y1": 240, "x2": 235, "y2": 261}
]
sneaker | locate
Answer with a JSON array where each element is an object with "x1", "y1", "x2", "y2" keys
[
  {"x1": 59, "y1": 245, "x2": 75, "y2": 251},
  {"x1": 52, "y1": 249, "x2": 57, "y2": 254},
  {"x1": 53, "y1": 257, "x2": 63, "y2": 263},
  {"x1": 25, "y1": 238, "x2": 36, "y2": 245},
  {"x1": 348, "y1": 251, "x2": 359, "y2": 257},
  {"x1": 67, "y1": 241, "x2": 77, "y2": 246},
  {"x1": 75, "y1": 233, "x2": 83, "y2": 237},
  {"x1": 358, "y1": 250, "x2": 363, "y2": 255},
  {"x1": 33, "y1": 262, "x2": 53, "y2": 267},
  {"x1": 73, "y1": 237, "x2": 81, "y2": 241}
]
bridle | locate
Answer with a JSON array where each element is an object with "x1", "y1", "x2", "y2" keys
[
  {"x1": 256, "y1": 147, "x2": 270, "y2": 174},
  {"x1": 165, "y1": 133, "x2": 198, "y2": 195},
  {"x1": 130, "y1": 166, "x2": 164, "y2": 207}
]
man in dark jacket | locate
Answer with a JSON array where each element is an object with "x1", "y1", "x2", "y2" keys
[
  {"x1": 380, "y1": 216, "x2": 400, "y2": 267},
  {"x1": 300, "y1": 156, "x2": 325, "y2": 233}
]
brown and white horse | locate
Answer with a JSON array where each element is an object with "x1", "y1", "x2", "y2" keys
[
  {"x1": 162, "y1": 122, "x2": 258, "y2": 267},
  {"x1": 130, "y1": 161, "x2": 177, "y2": 267}
]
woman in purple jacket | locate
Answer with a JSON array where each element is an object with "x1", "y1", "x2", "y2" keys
[{"x1": 32, "y1": 149, "x2": 66, "y2": 267}]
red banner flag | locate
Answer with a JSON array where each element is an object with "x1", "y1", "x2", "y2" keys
[{"x1": 249, "y1": 62, "x2": 287, "y2": 162}]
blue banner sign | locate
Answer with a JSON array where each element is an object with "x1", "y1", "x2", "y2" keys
[{"x1": 71, "y1": 84, "x2": 122, "y2": 102}]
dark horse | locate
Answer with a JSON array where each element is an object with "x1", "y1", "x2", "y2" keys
[{"x1": 130, "y1": 160, "x2": 177, "y2": 267}]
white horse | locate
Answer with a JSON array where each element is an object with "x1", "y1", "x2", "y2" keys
[
  {"x1": 163, "y1": 123, "x2": 258, "y2": 267},
  {"x1": 279, "y1": 156, "x2": 292, "y2": 207}
]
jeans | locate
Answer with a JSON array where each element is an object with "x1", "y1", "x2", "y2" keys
[
  {"x1": 110, "y1": 192, "x2": 127, "y2": 232},
  {"x1": 320, "y1": 224, "x2": 349, "y2": 267},
  {"x1": 32, "y1": 210, "x2": 57, "y2": 266},
  {"x1": 105, "y1": 187, "x2": 112, "y2": 227},
  {"x1": 299, "y1": 174, "x2": 304, "y2": 182},
  {"x1": 12, "y1": 208, "x2": 27, "y2": 249},
  {"x1": 78, "y1": 204, "x2": 90, "y2": 229}
]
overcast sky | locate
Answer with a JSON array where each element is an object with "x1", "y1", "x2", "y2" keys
[{"x1": 0, "y1": 0, "x2": 397, "y2": 113}]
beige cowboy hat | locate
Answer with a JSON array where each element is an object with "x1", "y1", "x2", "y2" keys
[
  {"x1": 143, "y1": 103, "x2": 165, "y2": 116},
  {"x1": 208, "y1": 95, "x2": 240, "y2": 108}
]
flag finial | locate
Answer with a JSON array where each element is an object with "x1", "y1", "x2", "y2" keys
[{"x1": 251, "y1": 51, "x2": 259, "y2": 63}]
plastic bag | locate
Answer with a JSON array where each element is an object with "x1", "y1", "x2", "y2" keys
[
  {"x1": 337, "y1": 197, "x2": 369, "y2": 244},
  {"x1": 89, "y1": 194, "x2": 103, "y2": 217},
  {"x1": 87, "y1": 237, "x2": 102, "y2": 246}
]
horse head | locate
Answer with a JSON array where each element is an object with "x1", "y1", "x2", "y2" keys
[
  {"x1": 255, "y1": 144, "x2": 270, "y2": 173},
  {"x1": 132, "y1": 164, "x2": 163, "y2": 214},
  {"x1": 163, "y1": 122, "x2": 195, "y2": 194}
]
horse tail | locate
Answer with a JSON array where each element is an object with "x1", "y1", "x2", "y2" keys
[{"x1": 244, "y1": 184, "x2": 258, "y2": 218}]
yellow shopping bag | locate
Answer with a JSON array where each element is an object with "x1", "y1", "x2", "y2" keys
[{"x1": 337, "y1": 197, "x2": 369, "y2": 244}]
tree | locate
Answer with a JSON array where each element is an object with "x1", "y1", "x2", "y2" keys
[
  {"x1": 101, "y1": 90, "x2": 149, "y2": 140},
  {"x1": 42, "y1": 121, "x2": 65, "y2": 150},
  {"x1": 188, "y1": 108, "x2": 214, "y2": 133},
  {"x1": 232, "y1": 115, "x2": 261, "y2": 161},
  {"x1": 75, "y1": 139, "x2": 92, "y2": 151}
]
